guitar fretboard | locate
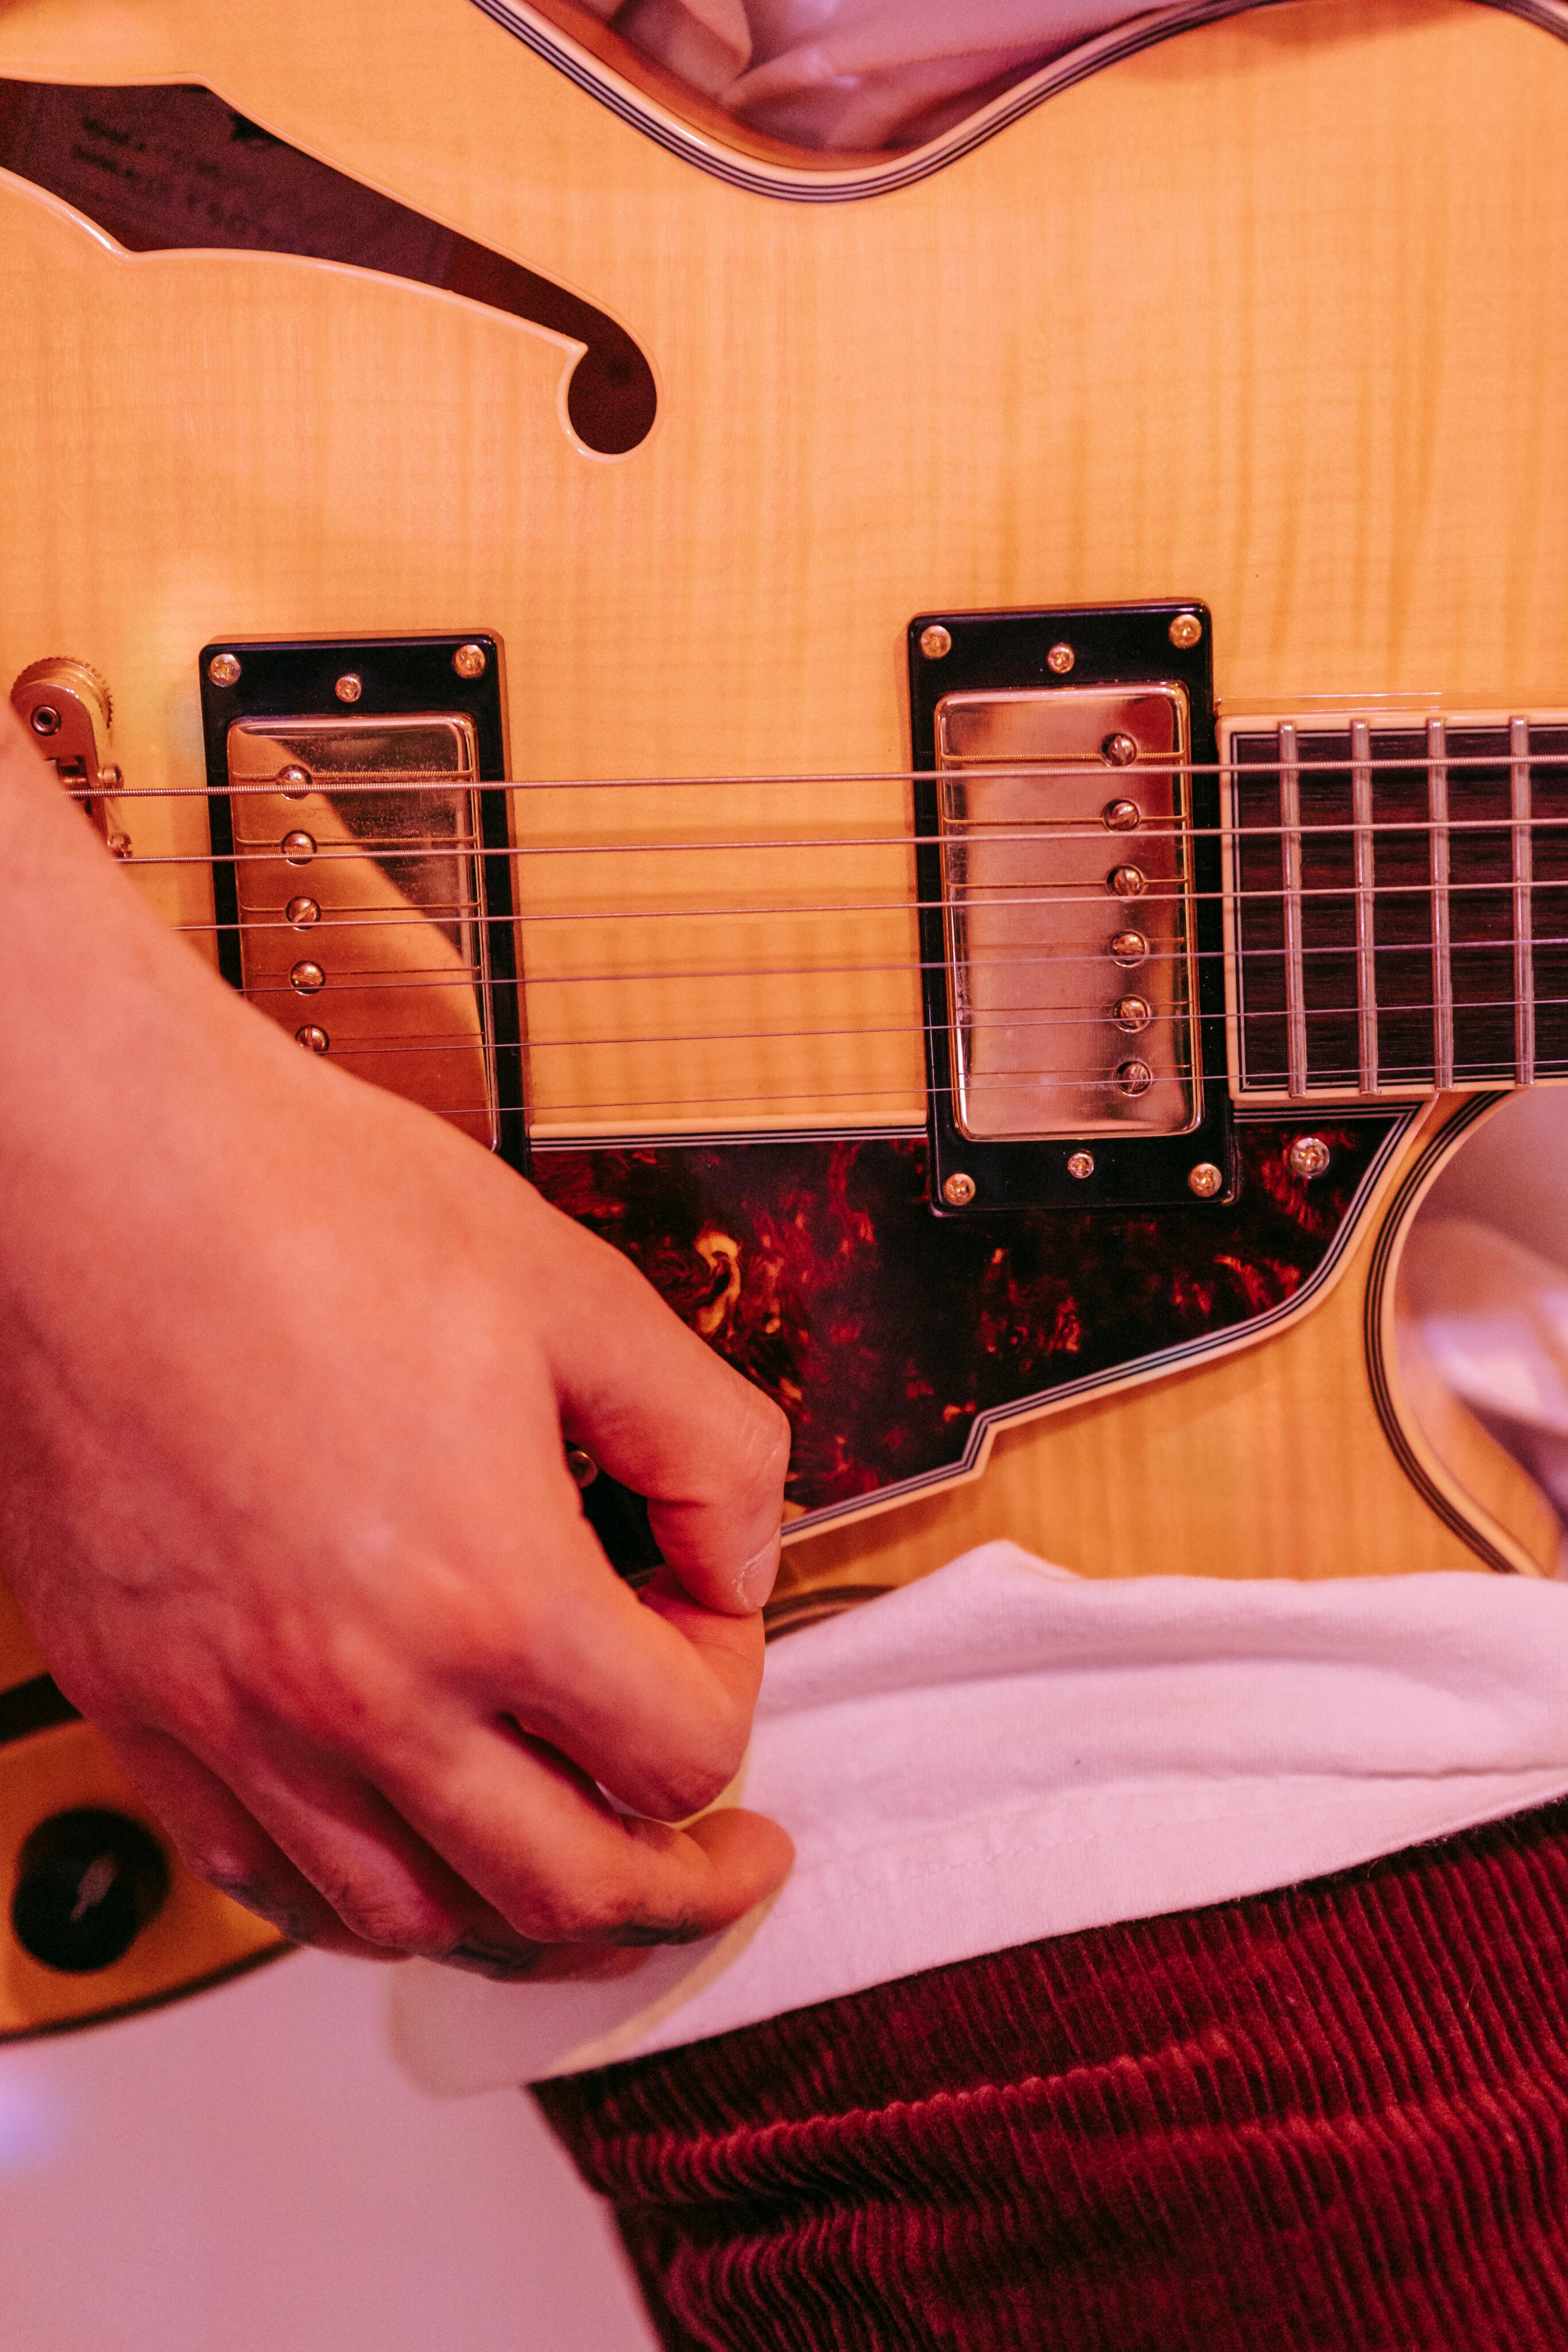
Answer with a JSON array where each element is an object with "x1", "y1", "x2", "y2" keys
[{"x1": 1228, "y1": 719, "x2": 1568, "y2": 1098}]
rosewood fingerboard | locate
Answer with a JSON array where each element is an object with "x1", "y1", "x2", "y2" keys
[{"x1": 1230, "y1": 722, "x2": 1568, "y2": 1096}]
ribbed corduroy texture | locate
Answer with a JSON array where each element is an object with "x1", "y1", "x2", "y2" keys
[{"x1": 537, "y1": 1798, "x2": 1568, "y2": 2349}]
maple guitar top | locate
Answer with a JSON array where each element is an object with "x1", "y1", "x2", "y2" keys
[{"x1": 2, "y1": 0, "x2": 1568, "y2": 2033}]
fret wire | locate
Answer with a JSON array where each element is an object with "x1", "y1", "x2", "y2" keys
[
  {"x1": 1512, "y1": 715, "x2": 1537, "y2": 1088},
  {"x1": 1350, "y1": 719, "x2": 1379, "y2": 1092},
  {"x1": 1427, "y1": 718, "x2": 1455, "y2": 1088},
  {"x1": 1276, "y1": 725, "x2": 1308, "y2": 1097}
]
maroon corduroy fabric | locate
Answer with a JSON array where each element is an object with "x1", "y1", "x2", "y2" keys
[{"x1": 536, "y1": 1798, "x2": 1568, "y2": 2349}]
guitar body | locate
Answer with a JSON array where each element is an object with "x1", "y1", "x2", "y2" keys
[{"x1": 1, "y1": 0, "x2": 1565, "y2": 2032}]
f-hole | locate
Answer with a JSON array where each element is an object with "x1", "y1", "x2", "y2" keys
[{"x1": 0, "y1": 78, "x2": 656, "y2": 456}]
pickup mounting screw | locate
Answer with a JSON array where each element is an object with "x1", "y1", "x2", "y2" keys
[
  {"x1": 208, "y1": 652, "x2": 241, "y2": 687},
  {"x1": 277, "y1": 763, "x2": 311, "y2": 799},
  {"x1": 1047, "y1": 643, "x2": 1076, "y2": 676},
  {"x1": 942, "y1": 1171, "x2": 977, "y2": 1206},
  {"x1": 1288, "y1": 1134, "x2": 1331, "y2": 1181},
  {"x1": 1116, "y1": 1059, "x2": 1155, "y2": 1097},
  {"x1": 1067, "y1": 1151, "x2": 1095, "y2": 1181},
  {"x1": 290, "y1": 960, "x2": 326, "y2": 995},
  {"x1": 282, "y1": 830, "x2": 316, "y2": 865},
  {"x1": 335, "y1": 672, "x2": 363, "y2": 705},
  {"x1": 1110, "y1": 929, "x2": 1149, "y2": 964},
  {"x1": 1188, "y1": 1161, "x2": 1224, "y2": 1198},
  {"x1": 1168, "y1": 613, "x2": 1203, "y2": 649},
  {"x1": 453, "y1": 643, "x2": 488, "y2": 679},
  {"x1": 295, "y1": 1024, "x2": 330, "y2": 1053},
  {"x1": 1108, "y1": 865, "x2": 1147, "y2": 899},
  {"x1": 29, "y1": 703, "x2": 61, "y2": 736},
  {"x1": 919, "y1": 625, "x2": 953, "y2": 660}
]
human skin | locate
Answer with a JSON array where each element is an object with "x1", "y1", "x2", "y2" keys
[{"x1": 0, "y1": 706, "x2": 793, "y2": 1977}]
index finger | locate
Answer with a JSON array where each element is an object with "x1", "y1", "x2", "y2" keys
[{"x1": 524, "y1": 1194, "x2": 791, "y2": 1616}]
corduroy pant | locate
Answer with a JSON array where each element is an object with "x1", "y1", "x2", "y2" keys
[{"x1": 537, "y1": 1797, "x2": 1568, "y2": 2349}]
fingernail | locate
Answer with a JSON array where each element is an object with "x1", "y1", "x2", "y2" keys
[{"x1": 735, "y1": 1530, "x2": 781, "y2": 1613}]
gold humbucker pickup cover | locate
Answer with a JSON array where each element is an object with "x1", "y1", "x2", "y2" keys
[
  {"x1": 933, "y1": 684, "x2": 1200, "y2": 1141},
  {"x1": 225, "y1": 714, "x2": 498, "y2": 1145}
]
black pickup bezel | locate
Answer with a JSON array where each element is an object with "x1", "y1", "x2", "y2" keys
[
  {"x1": 906, "y1": 602, "x2": 1233, "y2": 1212},
  {"x1": 198, "y1": 633, "x2": 529, "y2": 1173}
]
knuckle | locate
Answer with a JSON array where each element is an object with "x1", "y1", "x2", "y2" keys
[
  {"x1": 649, "y1": 1745, "x2": 742, "y2": 1824},
  {"x1": 516, "y1": 1874, "x2": 633, "y2": 1947},
  {"x1": 185, "y1": 1846, "x2": 260, "y2": 1900},
  {"x1": 325, "y1": 1885, "x2": 455, "y2": 1956}
]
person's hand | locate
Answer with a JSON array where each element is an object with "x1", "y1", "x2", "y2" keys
[{"x1": 0, "y1": 709, "x2": 793, "y2": 1976}]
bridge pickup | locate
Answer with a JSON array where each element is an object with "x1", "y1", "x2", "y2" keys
[
  {"x1": 908, "y1": 605, "x2": 1233, "y2": 1212},
  {"x1": 199, "y1": 636, "x2": 527, "y2": 1166}
]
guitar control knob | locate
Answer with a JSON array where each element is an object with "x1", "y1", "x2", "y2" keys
[{"x1": 11, "y1": 1809, "x2": 169, "y2": 1975}]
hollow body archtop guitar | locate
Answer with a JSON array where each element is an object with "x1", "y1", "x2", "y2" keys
[{"x1": 1, "y1": 0, "x2": 1566, "y2": 2033}]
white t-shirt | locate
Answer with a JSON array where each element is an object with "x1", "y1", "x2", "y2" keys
[{"x1": 391, "y1": 1091, "x2": 1568, "y2": 2091}]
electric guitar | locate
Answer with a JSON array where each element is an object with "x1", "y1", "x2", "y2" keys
[{"x1": 2, "y1": 0, "x2": 1566, "y2": 2037}]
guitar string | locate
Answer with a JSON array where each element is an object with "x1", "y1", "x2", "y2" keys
[
  {"x1": 102, "y1": 869, "x2": 1568, "y2": 921},
  {"x1": 76, "y1": 746, "x2": 1568, "y2": 794},
  {"x1": 243, "y1": 995, "x2": 1568, "y2": 1051},
  {"x1": 273, "y1": 1055, "x2": 1564, "y2": 1120},
  {"x1": 162, "y1": 920, "x2": 1565, "y2": 977}
]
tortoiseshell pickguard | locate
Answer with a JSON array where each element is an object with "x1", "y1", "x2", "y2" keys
[{"x1": 532, "y1": 1116, "x2": 1409, "y2": 1525}]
